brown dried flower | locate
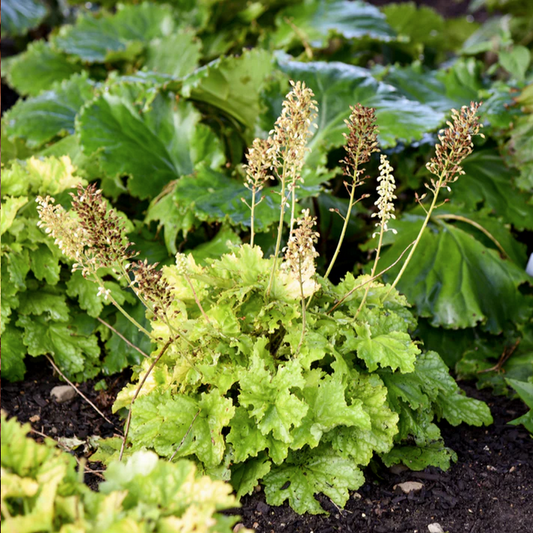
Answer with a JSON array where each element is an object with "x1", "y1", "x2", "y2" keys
[
  {"x1": 132, "y1": 259, "x2": 172, "y2": 319},
  {"x1": 426, "y1": 102, "x2": 483, "y2": 192},
  {"x1": 342, "y1": 104, "x2": 379, "y2": 178}
]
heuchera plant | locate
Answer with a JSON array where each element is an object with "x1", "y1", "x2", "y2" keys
[{"x1": 38, "y1": 82, "x2": 492, "y2": 515}]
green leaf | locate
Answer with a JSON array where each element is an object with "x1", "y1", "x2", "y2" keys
[
  {"x1": 506, "y1": 377, "x2": 533, "y2": 409},
  {"x1": 1, "y1": 0, "x2": 47, "y2": 37},
  {"x1": 231, "y1": 453, "x2": 272, "y2": 499},
  {"x1": 66, "y1": 270, "x2": 134, "y2": 318},
  {"x1": 29, "y1": 245, "x2": 62, "y2": 285},
  {"x1": 1, "y1": 325, "x2": 27, "y2": 382},
  {"x1": 104, "y1": 302, "x2": 153, "y2": 374},
  {"x1": 499, "y1": 45, "x2": 531, "y2": 82},
  {"x1": 145, "y1": 31, "x2": 201, "y2": 78},
  {"x1": 272, "y1": 0, "x2": 394, "y2": 49},
  {"x1": 382, "y1": 443, "x2": 457, "y2": 471},
  {"x1": 437, "y1": 392, "x2": 493, "y2": 427},
  {"x1": 3, "y1": 73, "x2": 96, "y2": 148},
  {"x1": 274, "y1": 56, "x2": 444, "y2": 156},
  {"x1": 17, "y1": 287, "x2": 70, "y2": 322},
  {"x1": 352, "y1": 323, "x2": 419, "y2": 373},
  {"x1": 173, "y1": 165, "x2": 280, "y2": 232},
  {"x1": 182, "y1": 48, "x2": 273, "y2": 130},
  {"x1": 190, "y1": 225, "x2": 241, "y2": 265},
  {"x1": 78, "y1": 92, "x2": 224, "y2": 199},
  {"x1": 453, "y1": 151, "x2": 533, "y2": 231},
  {"x1": 3, "y1": 41, "x2": 82, "y2": 97},
  {"x1": 376, "y1": 215, "x2": 532, "y2": 333},
  {"x1": 16, "y1": 314, "x2": 100, "y2": 380},
  {"x1": 263, "y1": 444, "x2": 365, "y2": 515},
  {"x1": 54, "y1": 3, "x2": 176, "y2": 63}
]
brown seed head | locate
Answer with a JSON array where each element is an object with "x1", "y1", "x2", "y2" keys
[
  {"x1": 426, "y1": 102, "x2": 483, "y2": 190},
  {"x1": 342, "y1": 104, "x2": 379, "y2": 178}
]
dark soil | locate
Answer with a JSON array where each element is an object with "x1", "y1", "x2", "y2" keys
[{"x1": 2, "y1": 359, "x2": 532, "y2": 533}]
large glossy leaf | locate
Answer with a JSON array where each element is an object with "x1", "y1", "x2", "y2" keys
[
  {"x1": 78, "y1": 92, "x2": 225, "y2": 199},
  {"x1": 453, "y1": 151, "x2": 533, "y2": 231},
  {"x1": 3, "y1": 41, "x2": 82, "y2": 97},
  {"x1": 374, "y1": 214, "x2": 532, "y2": 333},
  {"x1": 273, "y1": 56, "x2": 444, "y2": 159},
  {"x1": 145, "y1": 32, "x2": 201, "y2": 78},
  {"x1": 1, "y1": 0, "x2": 47, "y2": 37},
  {"x1": 182, "y1": 49, "x2": 273, "y2": 130},
  {"x1": 54, "y1": 3, "x2": 176, "y2": 63},
  {"x1": 173, "y1": 164, "x2": 281, "y2": 231},
  {"x1": 272, "y1": 0, "x2": 394, "y2": 49},
  {"x1": 3, "y1": 74, "x2": 96, "y2": 148}
]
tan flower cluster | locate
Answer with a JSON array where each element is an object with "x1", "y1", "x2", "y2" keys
[
  {"x1": 342, "y1": 104, "x2": 379, "y2": 178},
  {"x1": 270, "y1": 80, "x2": 318, "y2": 183},
  {"x1": 372, "y1": 155, "x2": 397, "y2": 234},
  {"x1": 283, "y1": 209, "x2": 320, "y2": 286},
  {"x1": 243, "y1": 137, "x2": 274, "y2": 193},
  {"x1": 426, "y1": 102, "x2": 483, "y2": 192}
]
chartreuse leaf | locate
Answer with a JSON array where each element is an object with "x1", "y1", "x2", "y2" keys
[
  {"x1": 290, "y1": 372, "x2": 371, "y2": 450},
  {"x1": 3, "y1": 40, "x2": 82, "y2": 97},
  {"x1": 273, "y1": 56, "x2": 443, "y2": 158},
  {"x1": 263, "y1": 443, "x2": 365, "y2": 515},
  {"x1": 375, "y1": 214, "x2": 532, "y2": 333},
  {"x1": 352, "y1": 323, "x2": 419, "y2": 373},
  {"x1": 3, "y1": 73, "x2": 96, "y2": 148},
  {"x1": 506, "y1": 378, "x2": 533, "y2": 433},
  {"x1": 130, "y1": 389, "x2": 235, "y2": 467},
  {"x1": 182, "y1": 48, "x2": 273, "y2": 130},
  {"x1": 328, "y1": 373, "x2": 398, "y2": 466},
  {"x1": 54, "y1": 3, "x2": 176, "y2": 63},
  {"x1": 238, "y1": 347, "x2": 308, "y2": 443},
  {"x1": 1, "y1": 197, "x2": 28, "y2": 236},
  {"x1": 272, "y1": 0, "x2": 394, "y2": 49},
  {"x1": 16, "y1": 314, "x2": 100, "y2": 380},
  {"x1": 1, "y1": 0, "x2": 47, "y2": 37},
  {"x1": 78, "y1": 93, "x2": 225, "y2": 199},
  {"x1": 2, "y1": 325, "x2": 27, "y2": 381}
]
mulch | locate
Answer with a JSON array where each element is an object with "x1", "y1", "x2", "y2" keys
[{"x1": 2, "y1": 358, "x2": 532, "y2": 533}]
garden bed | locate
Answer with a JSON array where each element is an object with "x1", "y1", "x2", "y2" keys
[{"x1": 3, "y1": 358, "x2": 532, "y2": 533}]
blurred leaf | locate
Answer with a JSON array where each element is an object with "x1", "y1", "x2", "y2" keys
[
  {"x1": 499, "y1": 45, "x2": 531, "y2": 83},
  {"x1": 1, "y1": 0, "x2": 47, "y2": 37},
  {"x1": 272, "y1": 0, "x2": 394, "y2": 49},
  {"x1": 54, "y1": 3, "x2": 176, "y2": 63},
  {"x1": 3, "y1": 73, "x2": 96, "y2": 148},
  {"x1": 3, "y1": 41, "x2": 82, "y2": 97}
]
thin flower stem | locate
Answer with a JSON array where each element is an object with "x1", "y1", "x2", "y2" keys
[
  {"x1": 96, "y1": 317, "x2": 149, "y2": 359},
  {"x1": 250, "y1": 186, "x2": 257, "y2": 247},
  {"x1": 267, "y1": 157, "x2": 289, "y2": 298},
  {"x1": 354, "y1": 222, "x2": 384, "y2": 320},
  {"x1": 119, "y1": 336, "x2": 176, "y2": 461},
  {"x1": 384, "y1": 179, "x2": 443, "y2": 299},
  {"x1": 327, "y1": 240, "x2": 416, "y2": 315},
  {"x1": 169, "y1": 409, "x2": 201, "y2": 461},
  {"x1": 296, "y1": 256, "x2": 307, "y2": 355},
  {"x1": 324, "y1": 158, "x2": 359, "y2": 280},
  {"x1": 183, "y1": 272, "x2": 211, "y2": 325},
  {"x1": 289, "y1": 181, "x2": 297, "y2": 236},
  {"x1": 91, "y1": 272, "x2": 151, "y2": 337},
  {"x1": 45, "y1": 355, "x2": 120, "y2": 431}
]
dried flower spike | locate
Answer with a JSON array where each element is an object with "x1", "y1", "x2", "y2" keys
[
  {"x1": 372, "y1": 155, "x2": 397, "y2": 235},
  {"x1": 342, "y1": 104, "x2": 379, "y2": 178},
  {"x1": 132, "y1": 259, "x2": 172, "y2": 319},
  {"x1": 244, "y1": 138, "x2": 274, "y2": 192}
]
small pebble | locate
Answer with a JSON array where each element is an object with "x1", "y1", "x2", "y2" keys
[
  {"x1": 393, "y1": 481, "x2": 424, "y2": 494},
  {"x1": 50, "y1": 385, "x2": 76, "y2": 403},
  {"x1": 428, "y1": 523, "x2": 445, "y2": 533}
]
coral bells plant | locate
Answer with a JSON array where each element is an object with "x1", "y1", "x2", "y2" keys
[{"x1": 38, "y1": 86, "x2": 492, "y2": 515}]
